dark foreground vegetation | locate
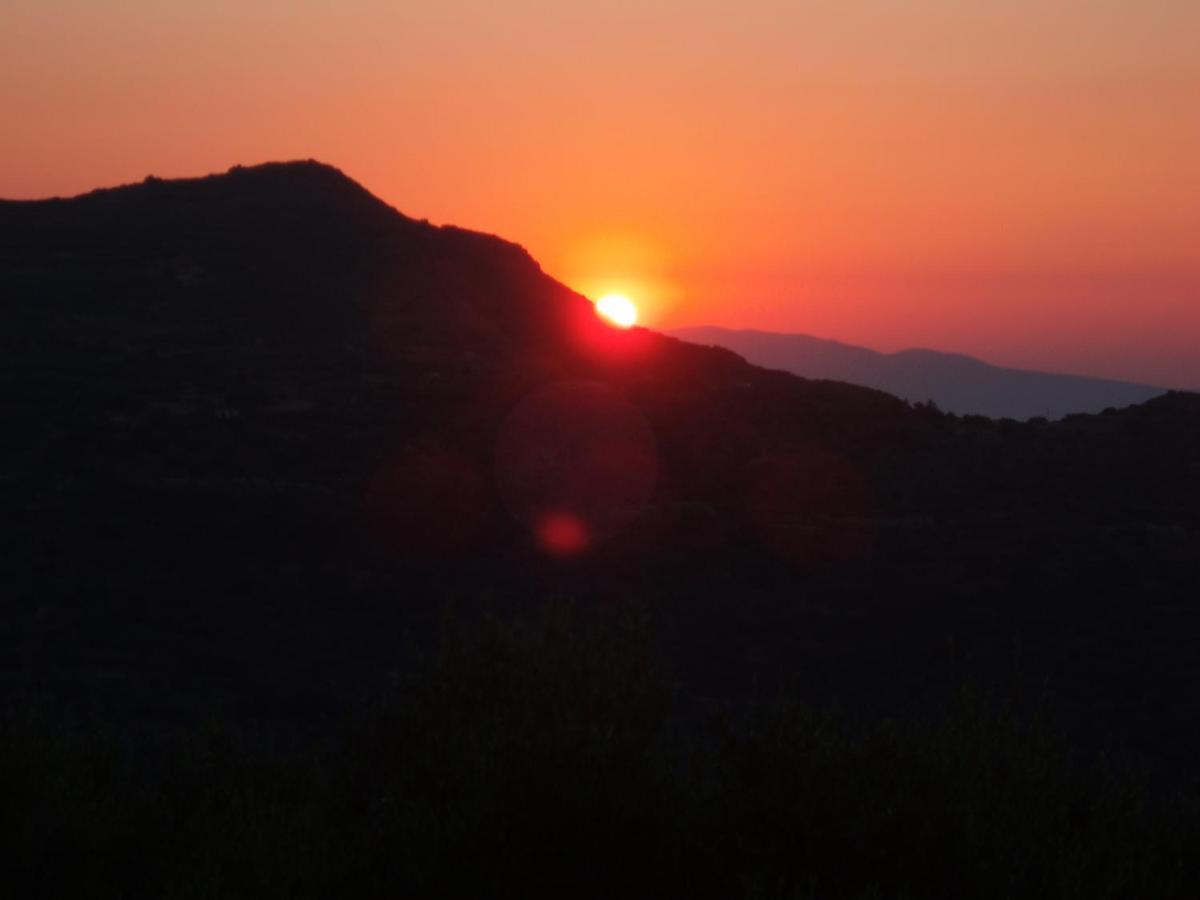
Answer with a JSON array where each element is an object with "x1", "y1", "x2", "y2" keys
[{"x1": 5, "y1": 613, "x2": 1198, "y2": 899}]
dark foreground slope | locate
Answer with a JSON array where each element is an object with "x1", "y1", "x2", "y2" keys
[
  {"x1": 2, "y1": 162, "x2": 1199, "y2": 759},
  {"x1": 671, "y1": 325, "x2": 1165, "y2": 420},
  {"x1": 4, "y1": 162, "x2": 1200, "y2": 897}
]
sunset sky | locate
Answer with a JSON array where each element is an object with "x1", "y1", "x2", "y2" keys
[{"x1": 4, "y1": 1, "x2": 1198, "y2": 388}]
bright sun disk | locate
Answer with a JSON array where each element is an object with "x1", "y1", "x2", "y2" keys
[{"x1": 595, "y1": 293, "x2": 638, "y2": 328}]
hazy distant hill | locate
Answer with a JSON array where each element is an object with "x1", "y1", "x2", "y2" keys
[{"x1": 670, "y1": 326, "x2": 1164, "y2": 420}]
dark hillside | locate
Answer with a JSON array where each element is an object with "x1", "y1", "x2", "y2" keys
[{"x1": 2, "y1": 162, "x2": 1199, "y2": 768}]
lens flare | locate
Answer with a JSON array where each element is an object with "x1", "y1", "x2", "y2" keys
[
  {"x1": 595, "y1": 293, "x2": 638, "y2": 328},
  {"x1": 535, "y1": 511, "x2": 590, "y2": 556},
  {"x1": 494, "y1": 381, "x2": 658, "y2": 558}
]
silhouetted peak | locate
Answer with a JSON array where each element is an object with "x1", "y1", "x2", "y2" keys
[
  {"x1": 0, "y1": 160, "x2": 559, "y2": 317},
  {"x1": 212, "y1": 160, "x2": 399, "y2": 214},
  {"x1": 0, "y1": 159, "x2": 584, "y2": 350},
  {"x1": 223, "y1": 158, "x2": 355, "y2": 181},
  {"x1": 136, "y1": 159, "x2": 410, "y2": 233}
]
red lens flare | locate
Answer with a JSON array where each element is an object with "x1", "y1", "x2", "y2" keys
[
  {"x1": 535, "y1": 511, "x2": 591, "y2": 557},
  {"x1": 495, "y1": 381, "x2": 658, "y2": 558}
]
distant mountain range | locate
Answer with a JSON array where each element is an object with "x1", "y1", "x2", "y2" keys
[{"x1": 670, "y1": 326, "x2": 1164, "y2": 420}]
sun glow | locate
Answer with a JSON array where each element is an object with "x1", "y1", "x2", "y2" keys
[{"x1": 595, "y1": 293, "x2": 638, "y2": 329}]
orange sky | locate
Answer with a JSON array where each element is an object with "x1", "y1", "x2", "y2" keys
[{"x1": 4, "y1": 1, "x2": 1198, "y2": 388}]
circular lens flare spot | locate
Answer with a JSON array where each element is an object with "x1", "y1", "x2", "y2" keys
[
  {"x1": 595, "y1": 293, "x2": 638, "y2": 328},
  {"x1": 495, "y1": 381, "x2": 658, "y2": 559},
  {"x1": 536, "y1": 512, "x2": 590, "y2": 556}
]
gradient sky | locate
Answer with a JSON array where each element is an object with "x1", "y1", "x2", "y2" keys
[{"x1": 4, "y1": 1, "x2": 1198, "y2": 388}]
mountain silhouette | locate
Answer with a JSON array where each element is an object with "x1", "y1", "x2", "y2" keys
[
  {"x1": 671, "y1": 326, "x2": 1164, "y2": 420},
  {"x1": 3, "y1": 161, "x2": 1199, "y2": 765}
]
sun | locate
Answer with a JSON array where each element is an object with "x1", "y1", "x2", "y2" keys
[{"x1": 595, "y1": 293, "x2": 638, "y2": 329}]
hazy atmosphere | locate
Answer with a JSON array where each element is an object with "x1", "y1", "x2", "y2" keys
[{"x1": 4, "y1": 0, "x2": 1198, "y2": 387}]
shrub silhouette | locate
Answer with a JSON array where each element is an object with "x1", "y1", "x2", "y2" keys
[{"x1": 3, "y1": 614, "x2": 1197, "y2": 899}]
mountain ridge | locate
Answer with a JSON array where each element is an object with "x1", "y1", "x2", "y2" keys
[
  {"x1": 2, "y1": 160, "x2": 552, "y2": 267},
  {"x1": 3, "y1": 160, "x2": 1200, "y2": 768},
  {"x1": 670, "y1": 325, "x2": 1165, "y2": 419}
]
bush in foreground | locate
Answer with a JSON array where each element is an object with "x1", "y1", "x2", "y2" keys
[{"x1": 2, "y1": 612, "x2": 1196, "y2": 898}]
